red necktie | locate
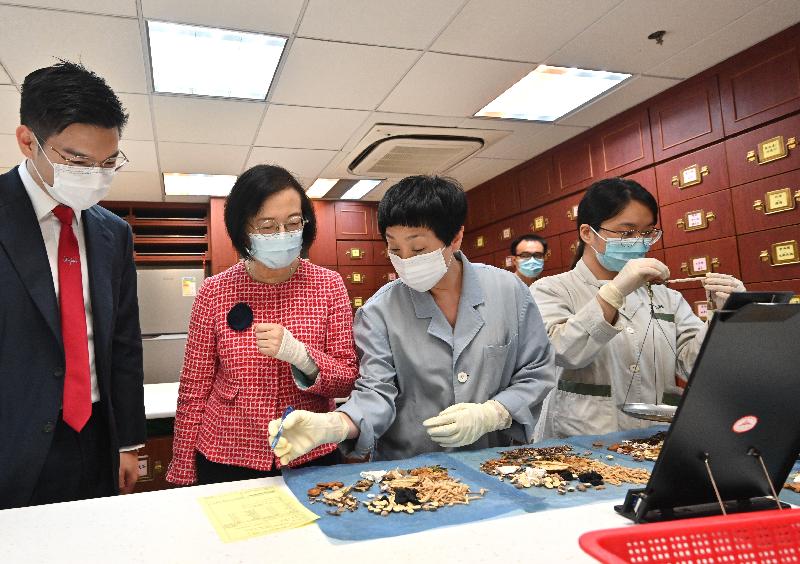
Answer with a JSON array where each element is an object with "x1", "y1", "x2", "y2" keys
[{"x1": 53, "y1": 205, "x2": 91, "y2": 432}]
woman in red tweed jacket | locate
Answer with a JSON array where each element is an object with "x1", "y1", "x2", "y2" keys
[{"x1": 167, "y1": 165, "x2": 358, "y2": 485}]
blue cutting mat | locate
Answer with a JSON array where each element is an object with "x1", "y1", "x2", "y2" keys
[
  {"x1": 281, "y1": 452, "x2": 546, "y2": 541},
  {"x1": 449, "y1": 438, "x2": 655, "y2": 511}
]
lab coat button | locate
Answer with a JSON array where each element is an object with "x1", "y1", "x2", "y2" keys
[
  {"x1": 42, "y1": 422, "x2": 55, "y2": 433},
  {"x1": 629, "y1": 364, "x2": 640, "y2": 373},
  {"x1": 626, "y1": 327, "x2": 635, "y2": 334},
  {"x1": 53, "y1": 367, "x2": 64, "y2": 379},
  {"x1": 457, "y1": 372, "x2": 469, "y2": 383}
]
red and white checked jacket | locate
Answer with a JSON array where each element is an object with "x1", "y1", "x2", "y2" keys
[{"x1": 166, "y1": 260, "x2": 358, "y2": 484}]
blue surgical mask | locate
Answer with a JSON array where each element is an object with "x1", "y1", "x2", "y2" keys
[
  {"x1": 590, "y1": 227, "x2": 654, "y2": 272},
  {"x1": 518, "y1": 257, "x2": 544, "y2": 278},
  {"x1": 249, "y1": 230, "x2": 303, "y2": 269}
]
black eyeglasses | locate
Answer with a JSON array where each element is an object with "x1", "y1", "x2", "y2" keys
[{"x1": 517, "y1": 252, "x2": 545, "y2": 260}]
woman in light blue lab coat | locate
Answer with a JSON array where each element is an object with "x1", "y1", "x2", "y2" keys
[{"x1": 268, "y1": 175, "x2": 556, "y2": 463}]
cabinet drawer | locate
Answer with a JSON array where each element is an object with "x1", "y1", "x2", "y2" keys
[
  {"x1": 542, "y1": 237, "x2": 564, "y2": 270},
  {"x1": 649, "y1": 75, "x2": 724, "y2": 161},
  {"x1": 718, "y1": 27, "x2": 800, "y2": 135},
  {"x1": 674, "y1": 287, "x2": 712, "y2": 321},
  {"x1": 746, "y1": 278, "x2": 800, "y2": 303},
  {"x1": 738, "y1": 225, "x2": 800, "y2": 283},
  {"x1": 336, "y1": 241, "x2": 374, "y2": 266},
  {"x1": 554, "y1": 136, "x2": 595, "y2": 195},
  {"x1": 493, "y1": 250, "x2": 514, "y2": 271},
  {"x1": 725, "y1": 113, "x2": 800, "y2": 187},
  {"x1": 559, "y1": 233, "x2": 581, "y2": 270},
  {"x1": 591, "y1": 108, "x2": 654, "y2": 179},
  {"x1": 663, "y1": 237, "x2": 741, "y2": 280},
  {"x1": 350, "y1": 289, "x2": 377, "y2": 310},
  {"x1": 547, "y1": 191, "x2": 584, "y2": 236},
  {"x1": 517, "y1": 154, "x2": 557, "y2": 210},
  {"x1": 732, "y1": 169, "x2": 800, "y2": 234},
  {"x1": 371, "y1": 241, "x2": 392, "y2": 265},
  {"x1": 134, "y1": 435, "x2": 176, "y2": 494},
  {"x1": 470, "y1": 252, "x2": 494, "y2": 265},
  {"x1": 518, "y1": 200, "x2": 562, "y2": 239},
  {"x1": 655, "y1": 142, "x2": 729, "y2": 206},
  {"x1": 660, "y1": 190, "x2": 735, "y2": 247},
  {"x1": 492, "y1": 217, "x2": 520, "y2": 254},
  {"x1": 465, "y1": 230, "x2": 492, "y2": 256},
  {"x1": 338, "y1": 266, "x2": 381, "y2": 292},
  {"x1": 374, "y1": 265, "x2": 398, "y2": 287}
]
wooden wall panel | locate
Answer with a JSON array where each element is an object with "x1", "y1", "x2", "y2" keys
[{"x1": 591, "y1": 108, "x2": 654, "y2": 179}]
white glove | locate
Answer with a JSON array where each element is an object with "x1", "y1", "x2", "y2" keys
[
  {"x1": 274, "y1": 328, "x2": 319, "y2": 377},
  {"x1": 423, "y1": 400, "x2": 512, "y2": 448},
  {"x1": 598, "y1": 258, "x2": 671, "y2": 310},
  {"x1": 267, "y1": 410, "x2": 348, "y2": 465},
  {"x1": 702, "y1": 272, "x2": 746, "y2": 309}
]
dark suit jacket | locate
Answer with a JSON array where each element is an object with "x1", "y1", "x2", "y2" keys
[{"x1": 0, "y1": 166, "x2": 146, "y2": 509}]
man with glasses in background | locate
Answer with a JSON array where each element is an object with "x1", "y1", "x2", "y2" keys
[
  {"x1": 510, "y1": 234, "x2": 548, "y2": 286},
  {"x1": 0, "y1": 61, "x2": 145, "y2": 509}
]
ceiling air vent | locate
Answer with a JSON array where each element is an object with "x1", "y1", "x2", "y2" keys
[{"x1": 340, "y1": 124, "x2": 510, "y2": 177}]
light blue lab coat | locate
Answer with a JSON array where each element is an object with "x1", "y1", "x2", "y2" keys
[{"x1": 338, "y1": 252, "x2": 555, "y2": 460}]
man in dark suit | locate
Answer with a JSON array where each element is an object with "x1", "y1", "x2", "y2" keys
[{"x1": 0, "y1": 61, "x2": 146, "y2": 509}]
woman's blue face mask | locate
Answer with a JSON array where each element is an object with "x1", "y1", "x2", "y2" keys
[{"x1": 590, "y1": 227, "x2": 655, "y2": 272}]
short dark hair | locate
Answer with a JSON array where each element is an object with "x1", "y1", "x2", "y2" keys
[
  {"x1": 224, "y1": 165, "x2": 317, "y2": 259},
  {"x1": 20, "y1": 60, "x2": 128, "y2": 140},
  {"x1": 377, "y1": 175, "x2": 467, "y2": 245},
  {"x1": 572, "y1": 177, "x2": 659, "y2": 268},
  {"x1": 510, "y1": 234, "x2": 548, "y2": 256}
]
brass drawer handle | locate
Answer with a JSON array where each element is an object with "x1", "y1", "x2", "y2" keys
[
  {"x1": 569, "y1": 242, "x2": 578, "y2": 255},
  {"x1": 345, "y1": 248, "x2": 365, "y2": 259},
  {"x1": 154, "y1": 461, "x2": 164, "y2": 475},
  {"x1": 346, "y1": 273, "x2": 366, "y2": 284},
  {"x1": 746, "y1": 135, "x2": 796, "y2": 165},
  {"x1": 676, "y1": 210, "x2": 715, "y2": 231},
  {"x1": 680, "y1": 256, "x2": 719, "y2": 276},
  {"x1": 760, "y1": 240, "x2": 799, "y2": 266},
  {"x1": 530, "y1": 216, "x2": 549, "y2": 232},
  {"x1": 544, "y1": 249, "x2": 552, "y2": 261},
  {"x1": 352, "y1": 297, "x2": 364, "y2": 308},
  {"x1": 566, "y1": 205, "x2": 579, "y2": 221},
  {"x1": 753, "y1": 188, "x2": 799, "y2": 215},
  {"x1": 474, "y1": 235, "x2": 486, "y2": 249},
  {"x1": 499, "y1": 227, "x2": 514, "y2": 241},
  {"x1": 671, "y1": 164, "x2": 709, "y2": 188}
]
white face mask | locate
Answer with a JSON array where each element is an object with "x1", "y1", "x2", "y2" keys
[
  {"x1": 389, "y1": 247, "x2": 453, "y2": 292},
  {"x1": 30, "y1": 138, "x2": 116, "y2": 211}
]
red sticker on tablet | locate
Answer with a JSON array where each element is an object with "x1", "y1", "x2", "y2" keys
[{"x1": 732, "y1": 415, "x2": 758, "y2": 433}]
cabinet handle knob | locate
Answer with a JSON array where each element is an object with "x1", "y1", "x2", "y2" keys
[
  {"x1": 676, "y1": 218, "x2": 685, "y2": 229},
  {"x1": 569, "y1": 242, "x2": 578, "y2": 255},
  {"x1": 706, "y1": 211, "x2": 716, "y2": 222},
  {"x1": 544, "y1": 249, "x2": 552, "y2": 261},
  {"x1": 760, "y1": 250, "x2": 770, "y2": 262},
  {"x1": 680, "y1": 262, "x2": 689, "y2": 273},
  {"x1": 154, "y1": 461, "x2": 163, "y2": 474},
  {"x1": 711, "y1": 257, "x2": 720, "y2": 270},
  {"x1": 753, "y1": 199, "x2": 764, "y2": 211}
]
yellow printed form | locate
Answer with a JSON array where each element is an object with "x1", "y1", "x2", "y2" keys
[{"x1": 199, "y1": 487, "x2": 319, "y2": 543}]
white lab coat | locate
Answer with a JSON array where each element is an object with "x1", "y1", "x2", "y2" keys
[{"x1": 531, "y1": 259, "x2": 707, "y2": 438}]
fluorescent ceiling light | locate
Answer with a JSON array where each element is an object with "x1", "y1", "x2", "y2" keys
[
  {"x1": 147, "y1": 20, "x2": 286, "y2": 99},
  {"x1": 340, "y1": 179, "x2": 382, "y2": 200},
  {"x1": 163, "y1": 173, "x2": 237, "y2": 196},
  {"x1": 306, "y1": 178, "x2": 338, "y2": 199},
  {"x1": 475, "y1": 65, "x2": 632, "y2": 122}
]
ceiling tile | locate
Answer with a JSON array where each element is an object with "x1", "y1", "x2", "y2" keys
[
  {"x1": 120, "y1": 140, "x2": 158, "y2": 173},
  {"x1": 432, "y1": 0, "x2": 622, "y2": 62},
  {"x1": 255, "y1": 105, "x2": 369, "y2": 150},
  {"x1": 520, "y1": 124, "x2": 588, "y2": 156},
  {"x1": 558, "y1": 75, "x2": 680, "y2": 127},
  {"x1": 158, "y1": 142, "x2": 249, "y2": 175},
  {"x1": 153, "y1": 96, "x2": 265, "y2": 145},
  {"x1": 469, "y1": 121, "x2": 552, "y2": 160},
  {"x1": 379, "y1": 52, "x2": 532, "y2": 116},
  {"x1": 118, "y1": 93, "x2": 153, "y2": 141},
  {"x1": 0, "y1": 5, "x2": 148, "y2": 93},
  {"x1": 246, "y1": 147, "x2": 337, "y2": 179},
  {"x1": 0, "y1": 1, "x2": 137, "y2": 17},
  {"x1": 141, "y1": 0, "x2": 304, "y2": 35},
  {"x1": 0, "y1": 86, "x2": 20, "y2": 134},
  {"x1": 299, "y1": 0, "x2": 462, "y2": 49},
  {"x1": 649, "y1": 0, "x2": 800, "y2": 78},
  {"x1": 0, "y1": 66, "x2": 12, "y2": 84},
  {"x1": 547, "y1": 0, "x2": 761, "y2": 74},
  {"x1": 270, "y1": 39, "x2": 420, "y2": 110},
  {"x1": 0, "y1": 134, "x2": 21, "y2": 167},
  {"x1": 447, "y1": 156, "x2": 523, "y2": 190},
  {"x1": 106, "y1": 171, "x2": 163, "y2": 202}
]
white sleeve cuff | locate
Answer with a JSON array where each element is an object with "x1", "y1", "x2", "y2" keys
[{"x1": 275, "y1": 328, "x2": 319, "y2": 377}]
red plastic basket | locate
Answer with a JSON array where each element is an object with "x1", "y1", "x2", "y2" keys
[{"x1": 579, "y1": 508, "x2": 800, "y2": 563}]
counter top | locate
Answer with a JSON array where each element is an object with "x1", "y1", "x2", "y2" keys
[
  {"x1": 143, "y1": 382, "x2": 179, "y2": 420},
  {"x1": 0, "y1": 475, "x2": 625, "y2": 563}
]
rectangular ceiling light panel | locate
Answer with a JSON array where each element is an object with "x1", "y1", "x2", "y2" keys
[
  {"x1": 340, "y1": 179, "x2": 382, "y2": 200},
  {"x1": 148, "y1": 20, "x2": 286, "y2": 99},
  {"x1": 163, "y1": 173, "x2": 237, "y2": 196},
  {"x1": 475, "y1": 64, "x2": 631, "y2": 122}
]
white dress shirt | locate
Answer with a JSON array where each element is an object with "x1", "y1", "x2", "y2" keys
[{"x1": 19, "y1": 161, "x2": 100, "y2": 403}]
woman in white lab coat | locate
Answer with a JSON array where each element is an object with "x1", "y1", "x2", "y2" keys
[{"x1": 531, "y1": 178, "x2": 746, "y2": 437}]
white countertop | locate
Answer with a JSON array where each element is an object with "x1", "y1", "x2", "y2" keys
[
  {"x1": 0, "y1": 476, "x2": 632, "y2": 563},
  {"x1": 144, "y1": 382, "x2": 179, "y2": 419}
]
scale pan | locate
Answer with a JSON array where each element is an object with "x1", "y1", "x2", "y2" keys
[{"x1": 621, "y1": 403, "x2": 676, "y2": 422}]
